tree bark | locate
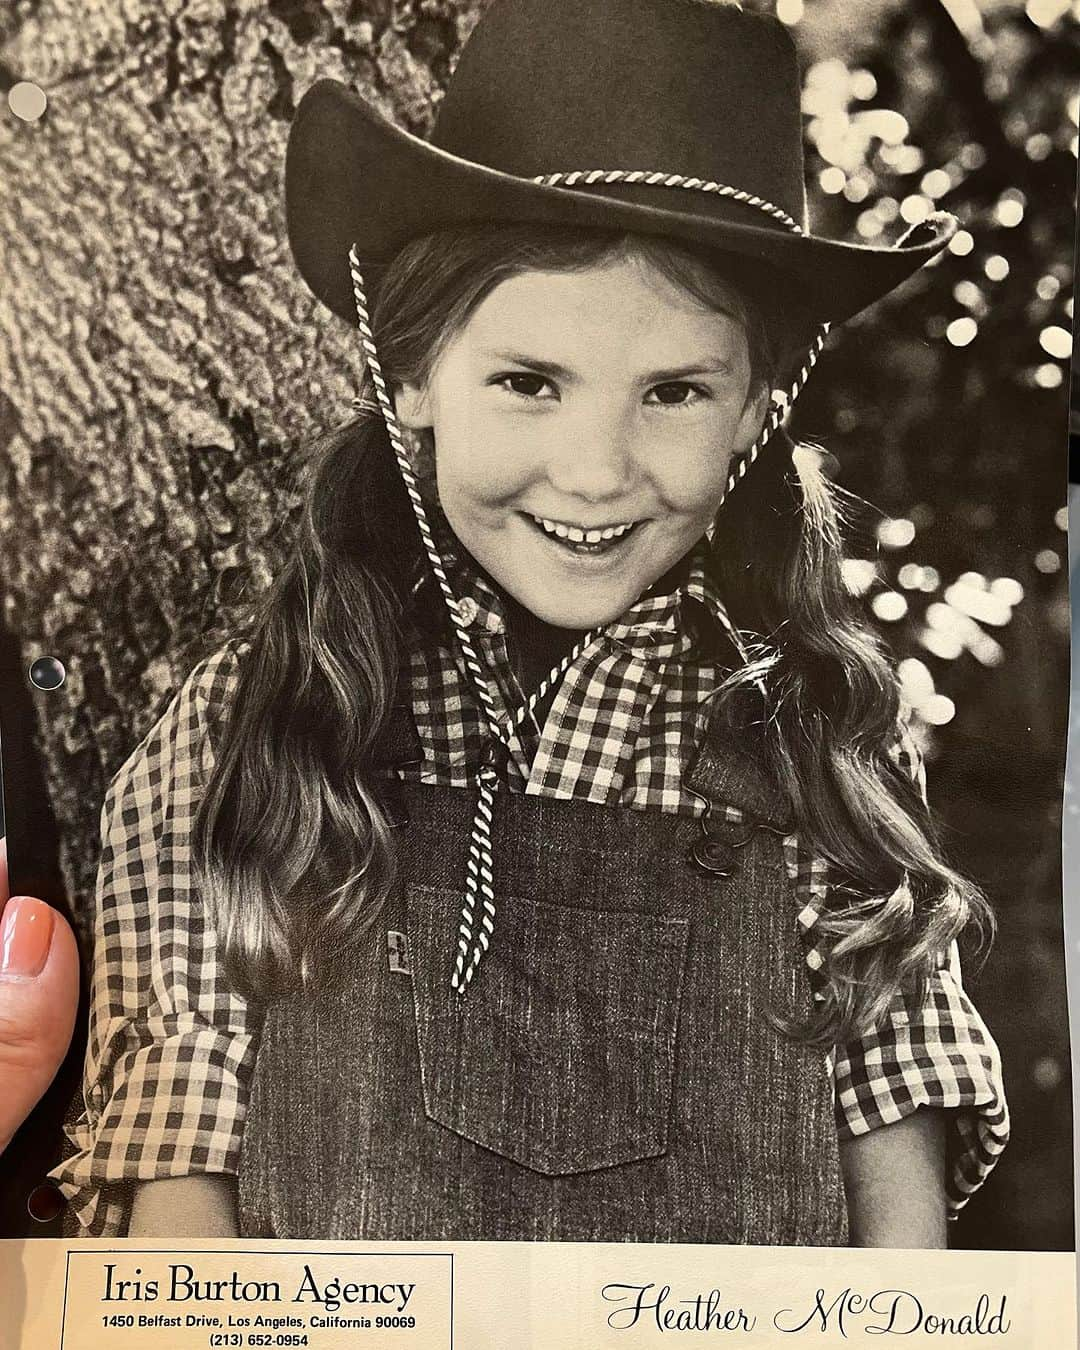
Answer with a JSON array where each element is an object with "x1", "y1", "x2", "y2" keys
[{"x1": 0, "y1": 0, "x2": 483, "y2": 917}]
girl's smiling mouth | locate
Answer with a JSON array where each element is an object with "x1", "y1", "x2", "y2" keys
[{"x1": 523, "y1": 512, "x2": 643, "y2": 556}]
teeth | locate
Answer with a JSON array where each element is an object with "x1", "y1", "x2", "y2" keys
[{"x1": 533, "y1": 516, "x2": 635, "y2": 545}]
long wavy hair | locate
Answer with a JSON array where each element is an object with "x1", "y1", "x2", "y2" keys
[{"x1": 194, "y1": 222, "x2": 989, "y2": 1045}]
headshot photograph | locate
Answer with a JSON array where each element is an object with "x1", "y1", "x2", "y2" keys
[{"x1": 0, "y1": 0, "x2": 1074, "y2": 1258}]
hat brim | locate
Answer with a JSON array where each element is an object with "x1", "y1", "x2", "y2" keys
[{"x1": 286, "y1": 80, "x2": 956, "y2": 351}]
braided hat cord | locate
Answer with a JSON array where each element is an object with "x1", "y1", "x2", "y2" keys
[
  {"x1": 348, "y1": 173, "x2": 829, "y2": 994},
  {"x1": 350, "y1": 246, "x2": 596, "y2": 993}
]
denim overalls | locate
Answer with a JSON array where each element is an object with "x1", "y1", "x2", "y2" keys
[{"x1": 237, "y1": 710, "x2": 848, "y2": 1245}]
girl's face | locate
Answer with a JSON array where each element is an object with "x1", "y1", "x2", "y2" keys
[{"x1": 395, "y1": 253, "x2": 768, "y2": 630}]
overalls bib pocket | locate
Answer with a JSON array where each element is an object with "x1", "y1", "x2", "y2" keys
[{"x1": 405, "y1": 883, "x2": 690, "y2": 1175}]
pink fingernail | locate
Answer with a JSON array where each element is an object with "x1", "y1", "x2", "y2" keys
[{"x1": 0, "y1": 897, "x2": 55, "y2": 979}]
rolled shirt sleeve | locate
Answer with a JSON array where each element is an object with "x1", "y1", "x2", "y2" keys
[
  {"x1": 48, "y1": 643, "x2": 259, "y2": 1236},
  {"x1": 832, "y1": 955, "x2": 1009, "y2": 1218},
  {"x1": 795, "y1": 720, "x2": 1009, "y2": 1215}
]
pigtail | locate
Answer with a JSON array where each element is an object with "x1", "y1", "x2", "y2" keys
[
  {"x1": 194, "y1": 407, "x2": 414, "y2": 999},
  {"x1": 709, "y1": 435, "x2": 991, "y2": 1045}
]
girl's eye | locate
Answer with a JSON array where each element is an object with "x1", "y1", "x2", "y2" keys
[
  {"x1": 495, "y1": 372, "x2": 557, "y2": 399},
  {"x1": 646, "y1": 381, "x2": 708, "y2": 407}
]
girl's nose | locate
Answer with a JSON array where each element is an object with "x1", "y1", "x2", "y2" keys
[{"x1": 544, "y1": 413, "x2": 635, "y2": 503}]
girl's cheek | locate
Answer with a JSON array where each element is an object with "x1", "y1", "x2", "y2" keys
[
  {"x1": 432, "y1": 406, "x2": 520, "y2": 491},
  {"x1": 467, "y1": 436, "x2": 548, "y2": 501},
  {"x1": 440, "y1": 451, "x2": 536, "y2": 512},
  {"x1": 654, "y1": 449, "x2": 733, "y2": 514}
]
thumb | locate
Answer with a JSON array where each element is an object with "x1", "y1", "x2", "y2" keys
[{"x1": 0, "y1": 896, "x2": 80, "y2": 1154}]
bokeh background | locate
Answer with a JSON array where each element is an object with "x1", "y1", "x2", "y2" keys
[{"x1": 0, "y1": 0, "x2": 1075, "y2": 1247}]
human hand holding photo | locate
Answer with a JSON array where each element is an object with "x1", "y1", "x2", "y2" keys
[{"x1": 0, "y1": 838, "x2": 79, "y2": 1154}]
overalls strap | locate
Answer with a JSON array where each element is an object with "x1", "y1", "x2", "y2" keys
[{"x1": 684, "y1": 720, "x2": 792, "y2": 829}]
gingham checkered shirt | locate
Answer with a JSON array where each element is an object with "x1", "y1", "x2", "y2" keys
[{"x1": 50, "y1": 547, "x2": 1008, "y2": 1236}]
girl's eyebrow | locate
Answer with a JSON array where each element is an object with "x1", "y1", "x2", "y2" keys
[
  {"x1": 481, "y1": 350, "x2": 736, "y2": 383},
  {"x1": 482, "y1": 350, "x2": 575, "y2": 381},
  {"x1": 645, "y1": 359, "x2": 736, "y2": 382}
]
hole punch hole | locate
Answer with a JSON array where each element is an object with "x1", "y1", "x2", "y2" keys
[
  {"x1": 8, "y1": 81, "x2": 48, "y2": 123},
  {"x1": 28, "y1": 657, "x2": 66, "y2": 691},
  {"x1": 27, "y1": 1181, "x2": 66, "y2": 1223}
]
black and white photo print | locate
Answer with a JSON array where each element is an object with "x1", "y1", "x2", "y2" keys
[{"x1": 0, "y1": 0, "x2": 1074, "y2": 1264}]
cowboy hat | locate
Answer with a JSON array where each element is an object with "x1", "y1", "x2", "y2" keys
[{"x1": 285, "y1": 0, "x2": 956, "y2": 351}]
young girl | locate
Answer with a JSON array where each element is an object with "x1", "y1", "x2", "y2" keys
[{"x1": 54, "y1": 0, "x2": 1007, "y2": 1247}]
